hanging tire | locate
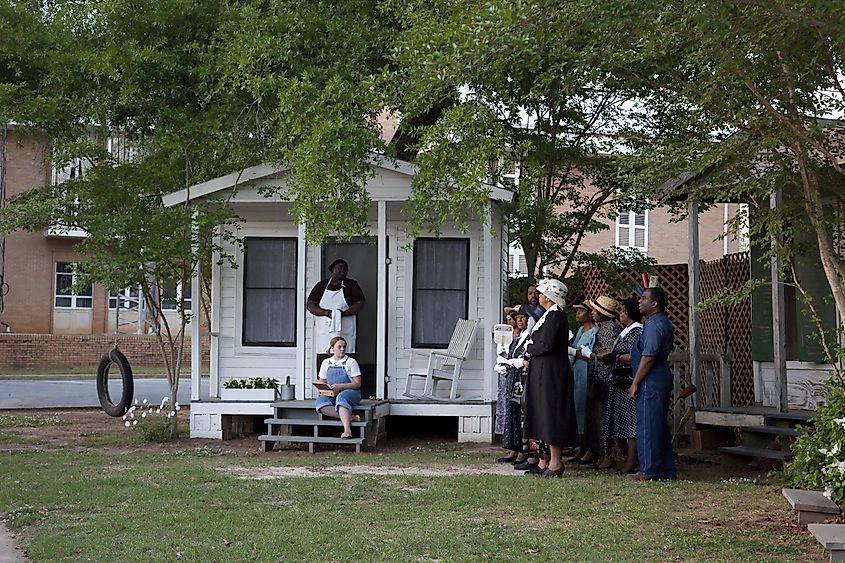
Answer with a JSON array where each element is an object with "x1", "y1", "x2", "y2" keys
[{"x1": 97, "y1": 349, "x2": 134, "y2": 417}]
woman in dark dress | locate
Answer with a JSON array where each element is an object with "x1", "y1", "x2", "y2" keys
[
  {"x1": 495, "y1": 307, "x2": 531, "y2": 463},
  {"x1": 597, "y1": 297, "x2": 643, "y2": 475},
  {"x1": 522, "y1": 278, "x2": 579, "y2": 478}
]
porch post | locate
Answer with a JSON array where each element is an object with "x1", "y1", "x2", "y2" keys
[
  {"x1": 688, "y1": 196, "x2": 701, "y2": 405},
  {"x1": 770, "y1": 189, "x2": 788, "y2": 412},
  {"x1": 190, "y1": 212, "x2": 201, "y2": 402},
  {"x1": 297, "y1": 221, "x2": 307, "y2": 399},
  {"x1": 209, "y1": 227, "x2": 222, "y2": 398},
  {"x1": 483, "y1": 207, "x2": 495, "y2": 403},
  {"x1": 376, "y1": 201, "x2": 387, "y2": 400}
]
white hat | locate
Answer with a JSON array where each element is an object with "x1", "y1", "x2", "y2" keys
[{"x1": 536, "y1": 278, "x2": 568, "y2": 308}]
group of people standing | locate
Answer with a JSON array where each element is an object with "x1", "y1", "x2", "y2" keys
[{"x1": 496, "y1": 282, "x2": 677, "y2": 481}]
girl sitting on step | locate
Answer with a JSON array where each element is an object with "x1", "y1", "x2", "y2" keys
[{"x1": 315, "y1": 336, "x2": 362, "y2": 438}]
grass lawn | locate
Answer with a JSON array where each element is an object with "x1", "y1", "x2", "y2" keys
[{"x1": 0, "y1": 412, "x2": 825, "y2": 562}]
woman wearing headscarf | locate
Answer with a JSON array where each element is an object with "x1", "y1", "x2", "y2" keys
[{"x1": 522, "y1": 278, "x2": 579, "y2": 478}]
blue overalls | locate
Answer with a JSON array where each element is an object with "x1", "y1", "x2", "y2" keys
[
  {"x1": 631, "y1": 311, "x2": 677, "y2": 480},
  {"x1": 314, "y1": 360, "x2": 361, "y2": 414}
]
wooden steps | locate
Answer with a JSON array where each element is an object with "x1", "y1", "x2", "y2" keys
[
  {"x1": 809, "y1": 524, "x2": 845, "y2": 563},
  {"x1": 695, "y1": 406, "x2": 814, "y2": 462},
  {"x1": 259, "y1": 399, "x2": 388, "y2": 454}
]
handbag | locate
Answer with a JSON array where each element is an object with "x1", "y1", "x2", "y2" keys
[{"x1": 610, "y1": 365, "x2": 633, "y2": 388}]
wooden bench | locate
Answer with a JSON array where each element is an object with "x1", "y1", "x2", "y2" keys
[
  {"x1": 808, "y1": 524, "x2": 845, "y2": 562},
  {"x1": 783, "y1": 488, "x2": 842, "y2": 525}
]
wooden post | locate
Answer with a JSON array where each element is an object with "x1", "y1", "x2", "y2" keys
[
  {"x1": 297, "y1": 221, "x2": 307, "y2": 401},
  {"x1": 719, "y1": 347, "x2": 732, "y2": 408},
  {"x1": 482, "y1": 206, "x2": 495, "y2": 404},
  {"x1": 688, "y1": 197, "x2": 701, "y2": 407},
  {"x1": 771, "y1": 189, "x2": 788, "y2": 413},
  {"x1": 209, "y1": 227, "x2": 222, "y2": 398}
]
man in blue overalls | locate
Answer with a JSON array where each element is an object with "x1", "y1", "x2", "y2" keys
[{"x1": 627, "y1": 287, "x2": 677, "y2": 481}]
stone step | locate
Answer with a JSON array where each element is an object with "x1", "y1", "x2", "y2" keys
[
  {"x1": 808, "y1": 524, "x2": 845, "y2": 562},
  {"x1": 718, "y1": 445, "x2": 793, "y2": 461},
  {"x1": 264, "y1": 417, "x2": 367, "y2": 427},
  {"x1": 783, "y1": 488, "x2": 842, "y2": 526}
]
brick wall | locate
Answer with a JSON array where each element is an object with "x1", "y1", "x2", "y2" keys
[{"x1": 0, "y1": 333, "x2": 210, "y2": 371}]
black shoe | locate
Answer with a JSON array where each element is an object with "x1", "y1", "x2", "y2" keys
[
  {"x1": 513, "y1": 460, "x2": 537, "y2": 471},
  {"x1": 524, "y1": 464, "x2": 545, "y2": 476},
  {"x1": 496, "y1": 455, "x2": 519, "y2": 463},
  {"x1": 541, "y1": 466, "x2": 565, "y2": 478}
]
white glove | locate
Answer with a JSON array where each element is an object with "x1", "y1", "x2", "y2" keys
[
  {"x1": 580, "y1": 345, "x2": 593, "y2": 358},
  {"x1": 494, "y1": 363, "x2": 507, "y2": 375},
  {"x1": 496, "y1": 355, "x2": 509, "y2": 365},
  {"x1": 508, "y1": 357, "x2": 524, "y2": 368}
]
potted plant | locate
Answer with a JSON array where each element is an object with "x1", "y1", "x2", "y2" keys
[{"x1": 221, "y1": 377, "x2": 280, "y2": 401}]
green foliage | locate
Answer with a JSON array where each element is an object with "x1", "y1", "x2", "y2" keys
[
  {"x1": 222, "y1": 377, "x2": 279, "y2": 390},
  {"x1": 784, "y1": 379, "x2": 845, "y2": 505},
  {"x1": 0, "y1": 415, "x2": 66, "y2": 428}
]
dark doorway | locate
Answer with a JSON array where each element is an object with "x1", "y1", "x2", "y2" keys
[{"x1": 322, "y1": 238, "x2": 381, "y2": 399}]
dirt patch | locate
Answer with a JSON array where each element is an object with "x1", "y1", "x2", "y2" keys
[{"x1": 219, "y1": 462, "x2": 522, "y2": 479}]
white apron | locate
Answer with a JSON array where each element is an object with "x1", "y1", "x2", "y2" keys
[{"x1": 314, "y1": 284, "x2": 357, "y2": 354}]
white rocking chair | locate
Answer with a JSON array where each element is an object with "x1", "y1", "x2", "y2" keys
[{"x1": 403, "y1": 318, "x2": 479, "y2": 401}]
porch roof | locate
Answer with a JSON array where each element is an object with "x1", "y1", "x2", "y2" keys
[{"x1": 162, "y1": 153, "x2": 513, "y2": 207}]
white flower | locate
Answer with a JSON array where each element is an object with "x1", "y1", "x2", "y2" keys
[
  {"x1": 122, "y1": 415, "x2": 127, "y2": 421},
  {"x1": 834, "y1": 461, "x2": 845, "y2": 473},
  {"x1": 124, "y1": 421, "x2": 130, "y2": 427},
  {"x1": 824, "y1": 488, "x2": 833, "y2": 499},
  {"x1": 820, "y1": 448, "x2": 832, "y2": 456},
  {"x1": 142, "y1": 398, "x2": 148, "y2": 404},
  {"x1": 128, "y1": 406, "x2": 136, "y2": 413},
  {"x1": 162, "y1": 396, "x2": 169, "y2": 403},
  {"x1": 156, "y1": 409, "x2": 161, "y2": 414},
  {"x1": 132, "y1": 420, "x2": 138, "y2": 426},
  {"x1": 133, "y1": 399, "x2": 139, "y2": 405},
  {"x1": 142, "y1": 412, "x2": 147, "y2": 418},
  {"x1": 834, "y1": 417, "x2": 845, "y2": 428},
  {"x1": 175, "y1": 405, "x2": 181, "y2": 412}
]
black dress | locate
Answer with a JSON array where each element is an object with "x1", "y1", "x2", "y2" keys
[
  {"x1": 522, "y1": 306, "x2": 579, "y2": 447},
  {"x1": 501, "y1": 332, "x2": 529, "y2": 452}
]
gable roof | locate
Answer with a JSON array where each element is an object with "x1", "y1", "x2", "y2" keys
[{"x1": 162, "y1": 154, "x2": 513, "y2": 207}]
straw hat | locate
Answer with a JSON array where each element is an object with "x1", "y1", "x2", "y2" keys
[
  {"x1": 536, "y1": 278, "x2": 568, "y2": 308},
  {"x1": 504, "y1": 305, "x2": 519, "y2": 317},
  {"x1": 573, "y1": 302, "x2": 592, "y2": 312},
  {"x1": 588, "y1": 295, "x2": 620, "y2": 319}
]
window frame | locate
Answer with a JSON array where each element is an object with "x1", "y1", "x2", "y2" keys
[
  {"x1": 54, "y1": 262, "x2": 93, "y2": 309},
  {"x1": 411, "y1": 237, "x2": 471, "y2": 349},
  {"x1": 240, "y1": 236, "x2": 298, "y2": 348},
  {"x1": 615, "y1": 208, "x2": 649, "y2": 253}
]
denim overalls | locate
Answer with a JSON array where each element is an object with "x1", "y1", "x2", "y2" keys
[
  {"x1": 631, "y1": 311, "x2": 677, "y2": 480},
  {"x1": 314, "y1": 359, "x2": 361, "y2": 413}
]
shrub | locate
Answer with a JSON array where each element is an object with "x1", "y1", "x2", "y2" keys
[
  {"x1": 123, "y1": 397, "x2": 181, "y2": 443},
  {"x1": 784, "y1": 379, "x2": 845, "y2": 505}
]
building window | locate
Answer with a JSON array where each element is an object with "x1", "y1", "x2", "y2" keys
[
  {"x1": 161, "y1": 280, "x2": 192, "y2": 311},
  {"x1": 242, "y1": 238, "x2": 297, "y2": 347},
  {"x1": 412, "y1": 238, "x2": 470, "y2": 348},
  {"x1": 55, "y1": 262, "x2": 92, "y2": 308},
  {"x1": 616, "y1": 209, "x2": 648, "y2": 252}
]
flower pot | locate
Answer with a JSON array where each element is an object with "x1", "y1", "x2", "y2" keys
[{"x1": 220, "y1": 388, "x2": 279, "y2": 402}]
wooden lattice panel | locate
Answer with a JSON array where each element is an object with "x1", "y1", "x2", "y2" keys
[{"x1": 579, "y1": 253, "x2": 753, "y2": 407}]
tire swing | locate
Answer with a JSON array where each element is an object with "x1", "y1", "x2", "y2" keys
[{"x1": 97, "y1": 348, "x2": 134, "y2": 417}]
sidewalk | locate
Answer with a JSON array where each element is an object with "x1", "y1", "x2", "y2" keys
[{"x1": 0, "y1": 522, "x2": 28, "y2": 563}]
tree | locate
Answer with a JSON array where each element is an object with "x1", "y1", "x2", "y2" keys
[
  {"x1": 577, "y1": 0, "x2": 845, "y2": 343},
  {"x1": 385, "y1": 0, "x2": 652, "y2": 282}
]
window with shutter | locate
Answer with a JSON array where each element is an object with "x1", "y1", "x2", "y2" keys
[{"x1": 616, "y1": 209, "x2": 648, "y2": 253}]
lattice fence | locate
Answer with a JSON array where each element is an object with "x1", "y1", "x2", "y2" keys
[{"x1": 577, "y1": 252, "x2": 753, "y2": 407}]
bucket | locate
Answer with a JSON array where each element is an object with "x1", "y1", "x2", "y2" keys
[{"x1": 280, "y1": 384, "x2": 296, "y2": 401}]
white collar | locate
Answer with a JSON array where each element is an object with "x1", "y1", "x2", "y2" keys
[
  {"x1": 328, "y1": 356, "x2": 348, "y2": 366},
  {"x1": 527, "y1": 303, "x2": 558, "y2": 342},
  {"x1": 618, "y1": 321, "x2": 643, "y2": 340}
]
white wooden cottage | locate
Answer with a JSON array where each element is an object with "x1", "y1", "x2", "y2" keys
[{"x1": 162, "y1": 156, "x2": 514, "y2": 442}]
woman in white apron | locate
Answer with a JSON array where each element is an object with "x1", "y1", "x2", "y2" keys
[{"x1": 306, "y1": 259, "x2": 366, "y2": 371}]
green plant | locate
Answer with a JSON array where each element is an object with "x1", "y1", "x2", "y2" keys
[
  {"x1": 223, "y1": 377, "x2": 279, "y2": 389},
  {"x1": 0, "y1": 415, "x2": 65, "y2": 428},
  {"x1": 784, "y1": 378, "x2": 845, "y2": 506},
  {"x1": 123, "y1": 397, "x2": 180, "y2": 443}
]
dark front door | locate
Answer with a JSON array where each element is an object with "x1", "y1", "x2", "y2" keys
[{"x1": 322, "y1": 238, "x2": 380, "y2": 399}]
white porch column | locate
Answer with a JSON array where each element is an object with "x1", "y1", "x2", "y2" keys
[
  {"x1": 483, "y1": 207, "x2": 495, "y2": 403},
  {"x1": 190, "y1": 214, "x2": 202, "y2": 402},
  {"x1": 209, "y1": 227, "x2": 222, "y2": 398},
  {"x1": 770, "y1": 189, "x2": 788, "y2": 412},
  {"x1": 376, "y1": 201, "x2": 387, "y2": 400},
  {"x1": 297, "y1": 221, "x2": 307, "y2": 399},
  {"x1": 688, "y1": 197, "x2": 701, "y2": 404}
]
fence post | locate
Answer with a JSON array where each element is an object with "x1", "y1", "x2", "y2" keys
[{"x1": 719, "y1": 346, "x2": 733, "y2": 408}]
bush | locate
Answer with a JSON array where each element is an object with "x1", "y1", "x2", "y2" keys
[
  {"x1": 784, "y1": 378, "x2": 845, "y2": 505},
  {"x1": 123, "y1": 397, "x2": 180, "y2": 443},
  {"x1": 222, "y1": 377, "x2": 278, "y2": 389}
]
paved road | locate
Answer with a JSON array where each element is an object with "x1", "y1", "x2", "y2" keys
[{"x1": 0, "y1": 378, "x2": 206, "y2": 409}]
